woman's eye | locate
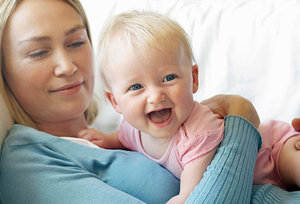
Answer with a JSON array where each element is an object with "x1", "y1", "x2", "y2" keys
[
  {"x1": 28, "y1": 50, "x2": 49, "y2": 59},
  {"x1": 129, "y1": 84, "x2": 143, "y2": 91},
  {"x1": 163, "y1": 74, "x2": 177, "y2": 82},
  {"x1": 68, "y1": 41, "x2": 85, "y2": 48}
]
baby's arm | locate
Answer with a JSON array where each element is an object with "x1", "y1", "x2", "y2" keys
[
  {"x1": 167, "y1": 148, "x2": 217, "y2": 204},
  {"x1": 78, "y1": 128, "x2": 125, "y2": 149}
]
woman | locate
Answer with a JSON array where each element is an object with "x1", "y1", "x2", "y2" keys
[{"x1": 0, "y1": 0, "x2": 299, "y2": 203}]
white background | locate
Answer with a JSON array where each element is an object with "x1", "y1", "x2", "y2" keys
[{"x1": 81, "y1": 0, "x2": 300, "y2": 132}]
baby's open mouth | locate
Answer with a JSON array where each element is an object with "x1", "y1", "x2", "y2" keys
[{"x1": 147, "y1": 108, "x2": 172, "y2": 123}]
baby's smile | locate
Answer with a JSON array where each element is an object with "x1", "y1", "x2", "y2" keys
[{"x1": 147, "y1": 108, "x2": 172, "y2": 124}]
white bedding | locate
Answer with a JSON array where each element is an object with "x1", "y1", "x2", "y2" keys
[
  {"x1": 1, "y1": 0, "x2": 299, "y2": 144},
  {"x1": 83, "y1": 0, "x2": 300, "y2": 132}
]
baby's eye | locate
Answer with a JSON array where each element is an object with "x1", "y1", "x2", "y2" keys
[
  {"x1": 163, "y1": 74, "x2": 177, "y2": 82},
  {"x1": 129, "y1": 84, "x2": 143, "y2": 91}
]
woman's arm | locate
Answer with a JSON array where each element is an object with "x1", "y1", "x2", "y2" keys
[
  {"x1": 192, "y1": 95, "x2": 300, "y2": 203},
  {"x1": 251, "y1": 184, "x2": 300, "y2": 203},
  {"x1": 186, "y1": 115, "x2": 261, "y2": 203},
  {"x1": 185, "y1": 95, "x2": 261, "y2": 203},
  {"x1": 0, "y1": 125, "x2": 179, "y2": 204}
]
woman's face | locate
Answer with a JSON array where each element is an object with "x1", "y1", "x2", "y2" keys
[{"x1": 3, "y1": 0, "x2": 94, "y2": 125}]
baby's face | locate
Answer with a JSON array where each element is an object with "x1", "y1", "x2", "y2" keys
[{"x1": 105, "y1": 43, "x2": 198, "y2": 139}]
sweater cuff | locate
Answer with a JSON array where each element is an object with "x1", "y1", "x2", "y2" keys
[{"x1": 224, "y1": 115, "x2": 262, "y2": 150}]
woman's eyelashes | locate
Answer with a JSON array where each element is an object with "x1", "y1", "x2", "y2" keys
[
  {"x1": 67, "y1": 40, "x2": 85, "y2": 48},
  {"x1": 28, "y1": 49, "x2": 50, "y2": 59},
  {"x1": 27, "y1": 40, "x2": 86, "y2": 59}
]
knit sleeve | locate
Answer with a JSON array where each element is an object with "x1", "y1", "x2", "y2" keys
[
  {"x1": 251, "y1": 184, "x2": 300, "y2": 203},
  {"x1": 186, "y1": 115, "x2": 261, "y2": 204}
]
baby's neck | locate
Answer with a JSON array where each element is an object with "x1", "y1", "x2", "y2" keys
[{"x1": 140, "y1": 131, "x2": 172, "y2": 159}]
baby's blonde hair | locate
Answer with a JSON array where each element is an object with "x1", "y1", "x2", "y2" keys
[
  {"x1": 98, "y1": 10, "x2": 196, "y2": 90},
  {"x1": 0, "y1": 0, "x2": 98, "y2": 128}
]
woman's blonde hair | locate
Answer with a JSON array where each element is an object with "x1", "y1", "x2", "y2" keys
[
  {"x1": 0, "y1": 0, "x2": 98, "y2": 128},
  {"x1": 98, "y1": 10, "x2": 196, "y2": 90}
]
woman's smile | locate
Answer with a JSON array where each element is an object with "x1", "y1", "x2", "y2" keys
[{"x1": 49, "y1": 81, "x2": 84, "y2": 95}]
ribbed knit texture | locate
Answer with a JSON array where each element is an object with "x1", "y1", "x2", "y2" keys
[
  {"x1": 251, "y1": 184, "x2": 300, "y2": 204},
  {"x1": 186, "y1": 115, "x2": 261, "y2": 204}
]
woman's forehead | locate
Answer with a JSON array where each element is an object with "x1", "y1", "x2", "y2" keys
[
  {"x1": 5, "y1": 0, "x2": 82, "y2": 39},
  {"x1": 11, "y1": 0, "x2": 74, "y2": 18}
]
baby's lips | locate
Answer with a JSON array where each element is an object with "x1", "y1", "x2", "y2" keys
[{"x1": 148, "y1": 108, "x2": 171, "y2": 123}]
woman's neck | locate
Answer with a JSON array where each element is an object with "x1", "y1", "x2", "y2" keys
[{"x1": 35, "y1": 116, "x2": 89, "y2": 138}]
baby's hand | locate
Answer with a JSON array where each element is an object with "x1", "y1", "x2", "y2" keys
[
  {"x1": 166, "y1": 195, "x2": 187, "y2": 204},
  {"x1": 78, "y1": 128, "x2": 124, "y2": 149},
  {"x1": 78, "y1": 128, "x2": 111, "y2": 148},
  {"x1": 292, "y1": 118, "x2": 300, "y2": 131}
]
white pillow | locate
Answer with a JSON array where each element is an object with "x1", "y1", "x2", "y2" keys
[
  {"x1": 0, "y1": 94, "x2": 13, "y2": 151},
  {"x1": 83, "y1": 0, "x2": 300, "y2": 132}
]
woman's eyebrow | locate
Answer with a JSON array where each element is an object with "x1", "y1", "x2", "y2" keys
[
  {"x1": 18, "y1": 25, "x2": 86, "y2": 45},
  {"x1": 18, "y1": 36, "x2": 50, "y2": 45},
  {"x1": 65, "y1": 24, "x2": 85, "y2": 36}
]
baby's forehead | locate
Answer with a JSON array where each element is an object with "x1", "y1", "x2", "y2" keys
[
  {"x1": 112, "y1": 45, "x2": 188, "y2": 69},
  {"x1": 112, "y1": 33, "x2": 186, "y2": 57},
  {"x1": 115, "y1": 27, "x2": 184, "y2": 49}
]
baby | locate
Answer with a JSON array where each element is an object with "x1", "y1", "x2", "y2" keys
[
  {"x1": 79, "y1": 10, "x2": 300, "y2": 203},
  {"x1": 255, "y1": 120, "x2": 300, "y2": 191}
]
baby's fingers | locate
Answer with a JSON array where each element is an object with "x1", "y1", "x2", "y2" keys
[
  {"x1": 78, "y1": 129, "x2": 89, "y2": 138},
  {"x1": 78, "y1": 129, "x2": 97, "y2": 141},
  {"x1": 292, "y1": 118, "x2": 300, "y2": 131}
]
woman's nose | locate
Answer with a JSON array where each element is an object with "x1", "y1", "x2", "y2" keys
[{"x1": 54, "y1": 49, "x2": 77, "y2": 77}]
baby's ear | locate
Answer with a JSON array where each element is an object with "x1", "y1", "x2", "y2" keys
[
  {"x1": 294, "y1": 137, "x2": 300, "y2": 150},
  {"x1": 105, "y1": 91, "x2": 122, "y2": 114},
  {"x1": 192, "y1": 64, "x2": 199, "y2": 93}
]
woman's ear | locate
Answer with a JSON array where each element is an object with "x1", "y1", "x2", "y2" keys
[
  {"x1": 105, "y1": 91, "x2": 122, "y2": 114},
  {"x1": 192, "y1": 64, "x2": 199, "y2": 93}
]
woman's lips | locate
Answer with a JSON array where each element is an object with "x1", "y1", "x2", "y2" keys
[{"x1": 49, "y1": 82, "x2": 83, "y2": 95}]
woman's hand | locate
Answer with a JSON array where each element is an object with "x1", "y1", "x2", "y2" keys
[
  {"x1": 292, "y1": 118, "x2": 300, "y2": 131},
  {"x1": 201, "y1": 94, "x2": 260, "y2": 128}
]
